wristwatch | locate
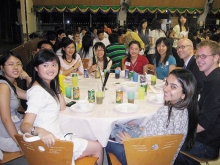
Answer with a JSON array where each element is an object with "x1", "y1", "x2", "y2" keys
[{"x1": 31, "y1": 126, "x2": 35, "y2": 135}]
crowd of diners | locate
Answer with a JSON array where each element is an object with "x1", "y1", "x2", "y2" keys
[{"x1": 0, "y1": 14, "x2": 220, "y2": 165}]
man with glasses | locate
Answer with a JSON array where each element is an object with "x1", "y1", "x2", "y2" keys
[
  {"x1": 177, "y1": 38, "x2": 205, "y2": 93},
  {"x1": 174, "y1": 40, "x2": 220, "y2": 165}
]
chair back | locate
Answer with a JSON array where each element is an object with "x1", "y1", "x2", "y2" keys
[
  {"x1": 147, "y1": 64, "x2": 155, "y2": 74},
  {"x1": 15, "y1": 134, "x2": 73, "y2": 165},
  {"x1": 82, "y1": 58, "x2": 89, "y2": 69},
  {"x1": 124, "y1": 134, "x2": 184, "y2": 165}
]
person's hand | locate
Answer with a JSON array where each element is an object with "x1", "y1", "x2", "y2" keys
[
  {"x1": 19, "y1": 70, "x2": 30, "y2": 80},
  {"x1": 116, "y1": 131, "x2": 132, "y2": 144},
  {"x1": 91, "y1": 64, "x2": 97, "y2": 72},
  {"x1": 74, "y1": 59, "x2": 82, "y2": 69},
  {"x1": 37, "y1": 128, "x2": 56, "y2": 148}
]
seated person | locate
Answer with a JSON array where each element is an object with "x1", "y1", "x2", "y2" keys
[
  {"x1": 154, "y1": 37, "x2": 176, "y2": 80},
  {"x1": 122, "y1": 40, "x2": 149, "y2": 74},
  {"x1": 88, "y1": 42, "x2": 112, "y2": 73},
  {"x1": 59, "y1": 39, "x2": 83, "y2": 76},
  {"x1": 106, "y1": 33, "x2": 127, "y2": 70},
  {"x1": 106, "y1": 69, "x2": 199, "y2": 165},
  {"x1": 0, "y1": 52, "x2": 28, "y2": 152},
  {"x1": 20, "y1": 49, "x2": 103, "y2": 165}
]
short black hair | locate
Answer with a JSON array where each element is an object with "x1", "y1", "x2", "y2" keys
[
  {"x1": 37, "y1": 40, "x2": 53, "y2": 49},
  {"x1": 97, "y1": 29, "x2": 104, "y2": 35},
  {"x1": 109, "y1": 33, "x2": 119, "y2": 43}
]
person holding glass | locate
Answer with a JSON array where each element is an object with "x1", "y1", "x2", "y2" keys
[
  {"x1": 58, "y1": 38, "x2": 83, "y2": 76},
  {"x1": 106, "y1": 69, "x2": 199, "y2": 165},
  {"x1": 20, "y1": 49, "x2": 103, "y2": 165},
  {"x1": 153, "y1": 37, "x2": 176, "y2": 80},
  {"x1": 0, "y1": 52, "x2": 30, "y2": 152},
  {"x1": 88, "y1": 42, "x2": 112, "y2": 73}
]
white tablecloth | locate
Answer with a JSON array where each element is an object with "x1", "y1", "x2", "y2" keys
[{"x1": 59, "y1": 73, "x2": 163, "y2": 147}]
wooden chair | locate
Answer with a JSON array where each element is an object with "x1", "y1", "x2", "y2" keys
[
  {"x1": 124, "y1": 134, "x2": 184, "y2": 165},
  {"x1": 147, "y1": 64, "x2": 155, "y2": 74},
  {"x1": 107, "y1": 134, "x2": 184, "y2": 165},
  {"x1": 108, "y1": 153, "x2": 122, "y2": 165},
  {"x1": 14, "y1": 134, "x2": 98, "y2": 165},
  {"x1": 82, "y1": 58, "x2": 89, "y2": 69},
  {"x1": 0, "y1": 151, "x2": 23, "y2": 164},
  {"x1": 180, "y1": 150, "x2": 220, "y2": 165}
]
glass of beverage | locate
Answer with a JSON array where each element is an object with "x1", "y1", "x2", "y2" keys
[
  {"x1": 65, "y1": 86, "x2": 72, "y2": 99},
  {"x1": 151, "y1": 75, "x2": 157, "y2": 85},
  {"x1": 115, "y1": 69, "x2": 120, "y2": 79},
  {"x1": 127, "y1": 91, "x2": 135, "y2": 103},
  {"x1": 138, "y1": 87, "x2": 145, "y2": 100},
  {"x1": 96, "y1": 91, "x2": 103, "y2": 104}
]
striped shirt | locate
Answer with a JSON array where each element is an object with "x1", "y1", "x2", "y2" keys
[{"x1": 106, "y1": 43, "x2": 127, "y2": 70}]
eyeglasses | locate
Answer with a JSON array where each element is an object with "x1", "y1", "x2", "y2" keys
[
  {"x1": 195, "y1": 54, "x2": 215, "y2": 59},
  {"x1": 176, "y1": 45, "x2": 192, "y2": 50},
  {"x1": 5, "y1": 63, "x2": 23, "y2": 67}
]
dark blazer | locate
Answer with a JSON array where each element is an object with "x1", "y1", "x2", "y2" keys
[{"x1": 186, "y1": 56, "x2": 206, "y2": 93}]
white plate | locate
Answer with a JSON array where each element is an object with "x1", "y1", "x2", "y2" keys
[
  {"x1": 70, "y1": 103, "x2": 95, "y2": 113},
  {"x1": 154, "y1": 83, "x2": 164, "y2": 90},
  {"x1": 115, "y1": 103, "x2": 139, "y2": 113},
  {"x1": 148, "y1": 96, "x2": 164, "y2": 104}
]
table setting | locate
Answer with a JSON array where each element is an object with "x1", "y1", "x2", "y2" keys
[{"x1": 59, "y1": 70, "x2": 165, "y2": 147}]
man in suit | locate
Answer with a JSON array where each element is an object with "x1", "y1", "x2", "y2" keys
[{"x1": 177, "y1": 38, "x2": 205, "y2": 93}]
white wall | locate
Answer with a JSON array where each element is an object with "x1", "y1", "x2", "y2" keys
[{"x1": 20, "y1": 0, "x2": 37, "y2": 35}]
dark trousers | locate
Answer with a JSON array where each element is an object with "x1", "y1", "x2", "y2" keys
[{"x1": 174, "y1": 141, "x2": 219, "y2": 165}]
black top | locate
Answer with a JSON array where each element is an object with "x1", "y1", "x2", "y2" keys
[
  {"x1": 186, "y1": 56, "x2": 206, "y2": 93},
  {"x1": 196, "y1": 67, "x2": 220, "y2": 149}
]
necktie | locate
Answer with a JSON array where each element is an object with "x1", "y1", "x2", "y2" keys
[{"x1": 183, "y1": 64, "x2": 187, "y2": 69}]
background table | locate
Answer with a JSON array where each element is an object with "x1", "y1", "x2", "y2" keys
[{"x1": 59, "y1": 73, "x2": 163, "y2": 147}]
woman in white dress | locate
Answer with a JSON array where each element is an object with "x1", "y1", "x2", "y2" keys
[
  {"x1": 169, "y1": 14, "x2": 189, "y2": 48},
  {"x1": 59, "y1": 39, "x2": 84, "y2": 76},
  {"x1": 20, "y1": 49, "x2": 103, "y2": 165}
]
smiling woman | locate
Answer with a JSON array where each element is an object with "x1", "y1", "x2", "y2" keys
[
  {"x1": 0, "y1": 51, "x2": 28, "y2": 152},
  {"x1": 154, "y1": 37, "x2": 176, "y2": 80}
]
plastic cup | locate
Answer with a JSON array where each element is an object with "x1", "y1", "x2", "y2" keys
[
  {"x1": 96, "y1": 91, "x2": 103, "y2": 104},
  {"x1": 65, "y1": 86, "x2": 72, "y2": 99},
  {"x1": 115, "y1": 69, "x2": 120, "y2": 79},
  {"x1": 138, "y1": 87, "x2": 145, "y2": 100},
  {"x1": 127, "y1": 91, "x2": 135, "y2": 103},
  {"x1": 133, "y1": 72, "x2": 138, "y2": 82},
  {"x1": 59, "y1": 74, "x2": 66, "y2": 95},
  {"x1": 151, "y1": 75, "x2": 157, "y2": 85}
]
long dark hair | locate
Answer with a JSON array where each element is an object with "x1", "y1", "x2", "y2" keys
[
  {"x1": 61, "y1": 39, "x2": 77, "y2": 60},
  {"x1": 138, "y1": 19, "x2": 149, "y2": 34},
  {"x1": 155, "y1": 37, "x2": 171, "y2": 66},
  {"x1": 126, "y1": 40, "x2": 141, "y2": 62},
  {"x1": 81, "y1": 35, "x2": 93, "y2": 59},
  {"x1": 0, "y1": 51, "x2": 23, "y2": 95},
  {"x1": 165, "y1": 69, "x2": 199, "y2": 150},
  {"x1": 178, "y1": 14, "x2": 189, "y2": 32},
  {"x1": 29, "y1": 49, "x2": 61, "y2": 100},
  {"x1": 92, "y1": 42, "x2": 109, "y2": 71}
]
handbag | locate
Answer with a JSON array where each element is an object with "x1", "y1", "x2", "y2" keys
[{"x1": 110, "y1": 123, "x2": 144, "y2": 143}]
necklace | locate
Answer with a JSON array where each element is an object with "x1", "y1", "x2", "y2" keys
[{"x1": 65, "y1": 58, "x2": 73, "y2": 63}]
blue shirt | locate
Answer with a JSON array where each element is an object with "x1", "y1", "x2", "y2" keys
[{"x1": 153, "y1": 56, "x2": 176, "y2": 80}]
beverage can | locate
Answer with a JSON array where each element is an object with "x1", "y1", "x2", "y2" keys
[
  {"x1": 72, "y1": 87, "x2": 80, "y2": 100},
  {"x1": 140, "y1": 75, "x2": 146, "y2": 83},
  {"x1": 116, "y1": 89, "x2": 123, "y2": 103},
  {"x1": 141, "y1": 83, "x2": 147, "y2": 92},
  {"x1": 88, "y1": 89, "x2": 95, "y2": 103},
  {"x1": 125, "y1": 69, "x2": 129, "y2": 79},
  {"x1": 84, "y1": 69, "x2": 89, "y2": 78}
]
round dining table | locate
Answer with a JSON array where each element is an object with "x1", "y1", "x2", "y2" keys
[{"x1": 59, "y1": 73, "x2": 164, "y2": 147}]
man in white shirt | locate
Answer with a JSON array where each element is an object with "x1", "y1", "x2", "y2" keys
[{"x1": 93, "y1": 29, "x2": 110, "y2": 47}]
